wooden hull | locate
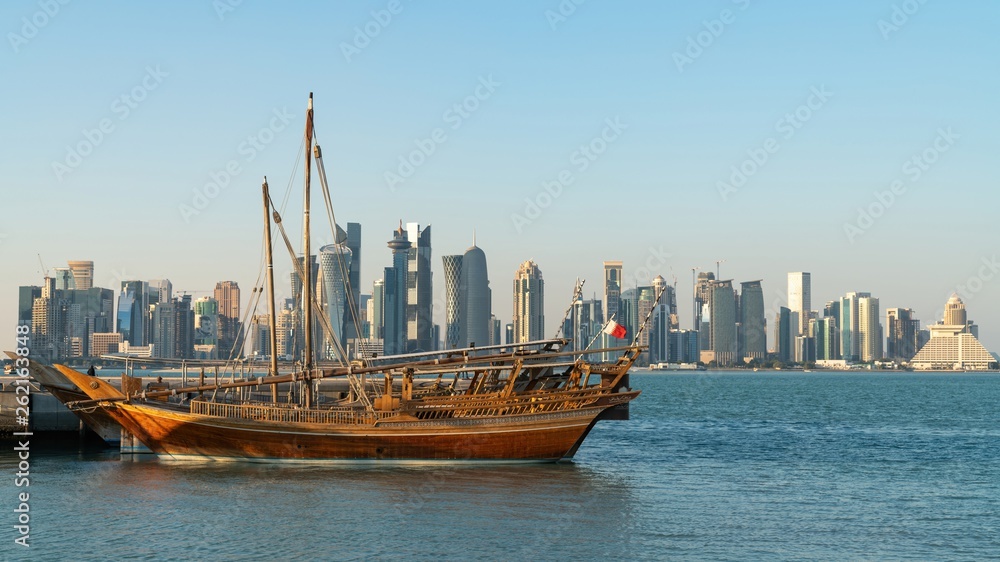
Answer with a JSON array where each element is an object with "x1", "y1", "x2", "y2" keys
[
  {"x1": 53, "y1": 362, "x2": 640, "y2": 462},
  {"x1": 15, "y1": 357, "x2": 121, "y2": 444},
  {"x1": 104, "y1": 402, "x2": 611, "y2": 462},
  {"x1": 46, "y1": 386, "x2": 122, "y2": 445}
]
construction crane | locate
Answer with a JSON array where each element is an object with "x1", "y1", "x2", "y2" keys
[
  {"x1": 37, "y1": 254, "x2": 49, "y2": 278},
  {"x1": 716, "y1": 259, "x2": 726, "y2": 279}
]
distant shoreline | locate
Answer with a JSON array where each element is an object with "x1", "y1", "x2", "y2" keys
[{"x1": 634, "y1": 367, "x2": 1000, "y2": 374}]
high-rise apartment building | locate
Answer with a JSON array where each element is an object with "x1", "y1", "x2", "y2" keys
[
  {"x1": 787, "y1": 272, "x2": 811, "y2": 336},
  {"x1": 694, "y1": 271, "x2": 716, "y2": 346},
  {"x1": 839, "y1": 291, "x2": 870, "y2": 362},
  {"x1": 513, "y1": 260, "x2": 544, "y2": 343},
  {"x1": 151, "y1": 300, "x2": 176, "y2": 358},
  {"x1": 886, "y1": 308, "x2": 919, "y2": 361},
  {"x1": 214, "y1": 281, "x2": 242, "y2": 359},
  {"x1": 405, "y1": 223, "x2": 433, "y2": 353},
  {"x1": 249, "y1": 314, "x2": 271, "y2": 358},
  {"x1": 814, "y1": 317, "x2": 838, "y2": 361},
  {"x1": 739, "y1": 280, "x2": 766, "y2": 359},
  {"x1": 857, "y1": 295, "x2": 882, "y2": 362},
  {"x1": 603, "y1": 261, "x2": 622, "y2": 324},
  {"x1": 67, "y1": 260, "x2": 94, "y2": 291}
]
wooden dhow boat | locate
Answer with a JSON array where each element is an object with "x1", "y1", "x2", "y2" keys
[
  {"x1": 5, "y1": 351, "x2": 122, "y2": 444},
  {"x1": 58, "y1": 341, "x2": 640, "y2": 462},
  {"x1": 57, "y1": 93, "x2": 647, "y2": 462}
]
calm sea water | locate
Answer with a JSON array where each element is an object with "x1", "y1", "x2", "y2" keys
[{"x1": 3, "y1": 372, "x2": 1000, "y2": 561}]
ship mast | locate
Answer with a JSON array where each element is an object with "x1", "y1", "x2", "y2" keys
[
  {"x1": 302, "y1": 93, "x2": 314, "y2": 408},
  {"x1": 262, "y1": 177, "x2": 279, "y2": 403}
]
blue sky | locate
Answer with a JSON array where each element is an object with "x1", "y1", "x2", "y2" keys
[{"x1": 2, "y1": 0, "x2": 998, "y2": 352}]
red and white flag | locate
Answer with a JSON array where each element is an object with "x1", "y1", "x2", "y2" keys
[{"x1": 603, "y1": 320, "x2": 626, "y2": 339}]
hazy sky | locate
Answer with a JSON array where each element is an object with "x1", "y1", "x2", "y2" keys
[{"x1": 3, "y1": 0, "x2": 998, "y2": 352}]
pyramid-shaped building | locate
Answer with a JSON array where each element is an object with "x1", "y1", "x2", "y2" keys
[{"x1": 910, "y1": 294, "x2": 997, "y2": 370}]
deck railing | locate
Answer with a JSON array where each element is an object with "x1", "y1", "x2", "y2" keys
[
  {"x1": 190, "y1": 401, "x2": 388, "y2": 425},
  {"x1": 190, "y1": 386, "x2": 610, "y2": 424}
]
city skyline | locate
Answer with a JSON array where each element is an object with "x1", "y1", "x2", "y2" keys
[
  {"x1": 14, "y1": 251, "x2": 999, "y2": 365},
  {"x1": 2, "y1": 2, "x2": 998, "y2": 353}
]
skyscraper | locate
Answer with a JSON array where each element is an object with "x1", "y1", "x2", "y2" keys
[
  {"x1": 814, "y1": 317, "x2": 838, "y2": 361},
  {"x1": 53, "y1": 268, "x2": 74, "y2": 290},
  {"x1": 739, "y1": 280, "x2": 766, "y2": 359},
  {"x1": 603, "y1": 261, "x2": 622, "y2": 324},
  {"x1": 619, "y1": 287, "x2": 639, "y2": 341},
  {"x1": 943, "y1": 293, "x2": 967, "y2": 327},
  {"x1": 840, "y1": 291, "x2": 870, "y2": 362},
  {"x1": 118, "y1": 280, "x2": 148, "y2": 346},
  {"x1": 886, "y1": 308, "x2": 919, "y2": 361},
  {"x1": 383, "y1": 223, "x2": 411, "y2": 356},
  {"x1": 318, "y1": 244, "x2": 353, "y2": 358},
  {"x1": 513, "y1": 260, "x2": 544, "y2": 343},
  {"x1": 151, "y1": 300, "x2": 176, "y2": 358},
  {"x1": 214, "y1": 281, "x2": 242, "y2": 359},
  {"x1": 857, "y1": 295, "x2": 882, "y2": 362},
  {"x1": 461, "y1": 242, "x2": 491, "y2": 348},
  {"x1": 371, "y1": 279, "x2": 384, "y2": 341},
  {"x1": 150, "y1": 279, "x2": 173, "y2": 305},
  {"x1": 194, "y1": 296, "x2": 219, "y2": 348},
  {"x1": 31, "y1": 277, "x2": 57, "y2": 361},
  {"x1": 344, "y1": 222, "x2": 362, "y2": 342},
  {"x1": 249, "y1": 314, "x2": 271, "y2": 358},
  {"x1": 787, "y1": 272, "x2": 811, "y2": 336},
  {"x1": 649, "y1": 275, "x2": 670, "y2": 363},
  {"x1": 67, "y1": 260, "x2": 94, "y2": 291},
  {"x1": 174, "y1": 294, "x2": 194, "y2": 359},
  {"x1": 709, "y1": 280, "x2": 737, "y2": 366},
  {"x1": 442, "y1": 254, "x2": 463, "y2": 349},
  {"x1": 405, "y1": 223, "x2": 433, "y2": 353},
  {"x1": 650, "y1": 303, "x2": 671, "y2": 364},
  {"x1": 694, "y1": 271, "x2": 716, "y2": 349},
  {"x1": 775, "y1": 306, "x2": 792, "y2": 363}
]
